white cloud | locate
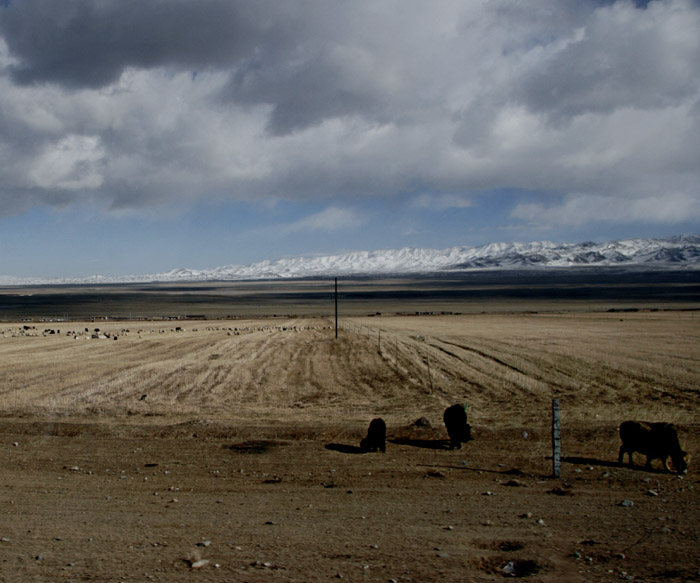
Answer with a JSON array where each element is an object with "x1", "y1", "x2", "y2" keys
[
  {"x1": 0, "y1": 0, "x2": 698, "y2": 228},
  {"x1": 410, "y1": 193, "x2": 474, "y2": 210},
  {"x1": 29, "y1": 134, "x2": 104, "y2": 190},
  {"x1": 278, "y1": 206, "x2": 367, "y2": 234},
  {"x1": 513, "y1": 0, "x2": 700, "y2": 120},
  {"x1": 512, "y1": 192, "x2": 700, "y2": 227}
]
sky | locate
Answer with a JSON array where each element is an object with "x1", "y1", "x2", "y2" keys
[{"x1": 1, "y1": 0, "x2": 699, "y2": 278}]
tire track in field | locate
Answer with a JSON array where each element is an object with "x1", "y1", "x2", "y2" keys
[
  {"x1": 424, "y1": 336, "x2": 619, "y2": 411},
  {"x1": 415, "y1": 337, "x2": 546, "y2": 403},
  {"x1": 269, "y1": 328, "x2": 385, "y2": 406},
  {"x1": 433, "y1": 338, "x2": 530, "y2": 378},
  {"x1": 431, "y1": 337, "x2": 583, "y2": 396},
  {"x1": 424, "y1": 334, "x2": 688, "y2": 413},
  {"x1": 321, "y1": 330, "x2": 401, "y2": 404},
  {"x1": 460, "y1": 334, "x2": 696, "y2": 406},
  {"x1": 217, "y1": 323, "x2": 441, "y2": 413},
  {"x1": 374, "y1": 333, "x2": 436, "y2": 395}
]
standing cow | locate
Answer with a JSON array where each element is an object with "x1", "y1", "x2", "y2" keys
[
  {"x1": 618, "y1": 421, "x2": 688, "y2": 474},
  {"x1": 443, "y1": 404, "x2": 472, "y2": 450},
  {"x1": 360, "y1": 418, "x2": 386, "y2": 453}
]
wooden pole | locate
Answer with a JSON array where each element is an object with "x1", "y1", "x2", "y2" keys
[
  {"x1": 334, "y1": 277, "x2": 338, "y2": 339},
  {"x1": 552, "y1": 398, "x2": 561, "y2": 478}
]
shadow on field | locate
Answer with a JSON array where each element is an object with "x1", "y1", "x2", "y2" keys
[
  {"x1": 389, "y1": 438, "x2": 452, "y2": 450},
  {"x1": 419, "y1": 463, "x2": 527, "y2": 476},
  {"x1": 564, "y1": 456, "x2": 681, "y2": 474},
  {"x1": 325, "y1": 443, "x2": 367, "y2": 454},
  {"x1": 562, "y1": 456, "x2": 624, "y2": 469},
  {"x1": 224, "y1": 440, "x2": 285, "y2": 454}
]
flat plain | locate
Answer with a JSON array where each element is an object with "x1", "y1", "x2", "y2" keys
[{"x1": 0, "y1": 272, "x2": 698, "y2": 581}]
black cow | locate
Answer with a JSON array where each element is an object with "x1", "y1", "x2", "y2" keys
[
  {"x1": 443, "y1": 404, "x2": 472, "y2": 450},
  {"x1": 360, "y1": 418, "x2": 386, "y2": 453},
  {"x1": 618, "y1": 421, "x2": 688, "y2": 474}
]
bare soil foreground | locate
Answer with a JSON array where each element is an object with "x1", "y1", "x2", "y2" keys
[{"x1": 0, "y1": 307, "x2": 698, "y2": 581}]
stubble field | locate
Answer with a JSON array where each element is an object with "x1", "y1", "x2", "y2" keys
[{"x1": 0, "y1": 277, "x2": 698, "y2": 582}]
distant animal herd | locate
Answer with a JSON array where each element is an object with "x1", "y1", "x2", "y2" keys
[
  {"x1": 362, "y1": 406, "x2": 689, "y2": 475},
  {"x1": 0, "y1": 323, "x2": 331, "y2": 339}
]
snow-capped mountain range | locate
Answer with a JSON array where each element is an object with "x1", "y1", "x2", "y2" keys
[{"x1": 2, "y1": 235, "x2": 699, "y2": 286}]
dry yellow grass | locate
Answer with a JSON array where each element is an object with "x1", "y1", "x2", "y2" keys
[
  {"x1": 350, "y1": 311, "x2": 700, "y2": 425},
  {"x1": 1, "y1": 312, "x2": 698, "y2": 433}
]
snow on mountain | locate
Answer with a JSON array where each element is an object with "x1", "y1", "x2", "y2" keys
[{"x1": 2, "y1": 235, "x2": 699, "y2": 286}]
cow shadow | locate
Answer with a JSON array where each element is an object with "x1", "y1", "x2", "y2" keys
[
  {"x1": 389, "y1": 437, "x2": 452, "y2": 450},
  {"x1": 562, "y1": 455, "x2": 666, "y2": 471},
  {"x1": 418, "y1": 463, "x2": 525, "y2": 476},
  {"x1": 325, "y1": 443, "x2": 367, "y2": 454},
  {"x1": 561, "y1": 456, "x2": 621, "y2": 468},
  {"x1": 564, "y1": 455, "x2": 679, "y2": 474}
]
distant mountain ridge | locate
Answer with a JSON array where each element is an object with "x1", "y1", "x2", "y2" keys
[{"x1": 2, "y1": 235, "x2": 699, "y2": 286}]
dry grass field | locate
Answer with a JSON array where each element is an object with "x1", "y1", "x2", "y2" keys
[
  {"x1": 1, "y1": 312, "x2": 697, "y2": 427},
  {"x1": 0, "y1": 302, "x2": 698, "y2": 580}
]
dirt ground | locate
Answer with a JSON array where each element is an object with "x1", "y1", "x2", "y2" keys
[
  {"x1": 0, "y1": 312, "x2": 698, "y2": 582},
  {"x1": 0, "y1": 420, "x2": 697, "y2": 583}
]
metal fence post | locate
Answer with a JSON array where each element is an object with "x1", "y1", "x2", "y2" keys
[{"x1": 552, "y1": 398, "x2": 561, "y2": 478}]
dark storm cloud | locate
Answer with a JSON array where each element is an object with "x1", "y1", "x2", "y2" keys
[
  {"x1": 226, "y1": 46, "x2": 399, "y2": 136},
  {"x1": 0, "y1": 0, "x2": 284, "y2": 88},
  {"x1": 0, "y1": 0, "x2": 434, "y2": 134}
]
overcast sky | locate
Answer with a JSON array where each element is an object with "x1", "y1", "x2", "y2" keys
[{"x1": 1, "y1": 0, "x2": 699, "y2": 278}]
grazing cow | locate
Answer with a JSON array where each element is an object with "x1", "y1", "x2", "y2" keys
[
  {"x1": 618, "y1": 421, "x2": 688, "y2": 474},
  {"x1": 443, "y1": 404, "x2": 472, "y2": 450},
  {"x1": 360, "y1": 418, "x2": 386, "y2": 453}
]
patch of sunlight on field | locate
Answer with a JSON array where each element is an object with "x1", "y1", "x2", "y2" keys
[{"x1": 0, "y1": 312, "x2": 697, "y2": 432}]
